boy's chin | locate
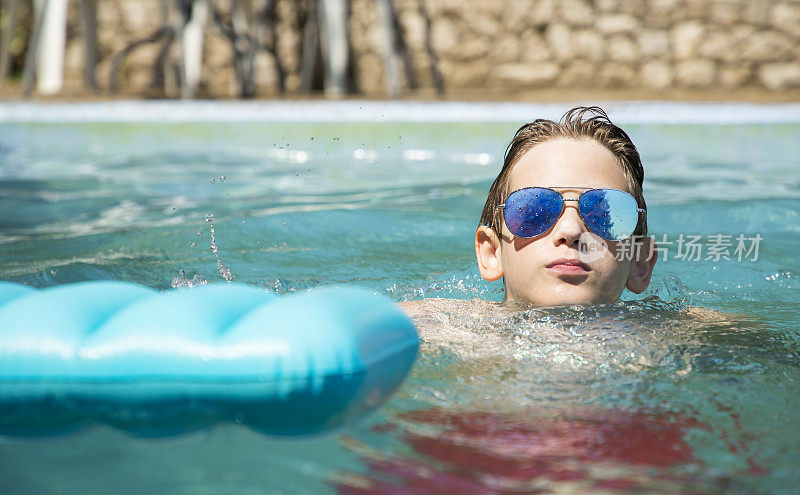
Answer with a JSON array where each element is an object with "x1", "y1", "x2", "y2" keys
[{"x1": 507, "y1": 286, "x2": 617, "y2": 307}]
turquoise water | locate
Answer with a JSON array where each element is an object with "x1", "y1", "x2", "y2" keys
[{"x1": 0, "y1": 105, "x2": 799, "y2": 493}]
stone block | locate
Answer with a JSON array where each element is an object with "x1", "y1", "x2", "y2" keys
[
  {"x1": 731, "y1": 24, "x2": 757, "y2": 45},
  {"x1": 95, "y1": 2, "x2": 115, "y2": 26},
  {"x1": 758, "y1": 62, "x2": 800, "y2": 89},
  {"x1": 458, "y1": 37, "x2": 490, "y2": 61},
  {"x1": 501, "y1": 0, "x2": 535, "y2": 34},
  {"x1": 595, "y1": 0, "x2": 621, "y2": 12},
  {"x1": 709, "y1": 0, "x2": 741, "y2": 26},
  {"x1": 126, "y1": 43, "x2": 161, "y2": 69},
  {"x1": 465, "y1": 10, "x2": 503, "y2": 38},
  {"x1": 573, "y1": 30, "x2": 606, "y2": 62},
  {"x1": 357, "y1": 53, "x2": 383, "y2": 93},
  {"x1": 450, "y1": 63, "x2": 491, "y2": 87},
  {"x1": 364, "y1": 22, "x2": 384, "y2": 54},
  {"x1": 118, "y1": 0, "x2": 159, "y2": 32},
  {"x1": 431, "y1": 17, "x2": 460, "y2": 56},
  {"x1": 770, "y1": 2, "x2": 800, "y2": 38},
  {"x1": 743, "y1": 2, "x2": 771, "y2": 26},
  {"x1": 598, "y1": 62, "x2": 636, "y2": 87},
  {"x1": 675, "y1": 59, "x2": 717, "y2": 87},
  {"x1": 719, "y1": 63, "x2": 753, "y2": 87},
  {"x1": 684, "y1": 1, "x2": 710, "y2": 19},
  {"x1": 526, "y1": 0, "x2": 556, "y2": 27},
  {"x1": 618, "y1": 0, "x2": 647, "y2": 16},
  {"x1": 560, "y1": 0, "x2": 594, "y2": 27},
  {"x1": 557, "y1": 59, "x2": 596, "y2": 86},
  {"x1": 491, "y1": 35, "x2": 524, "y2": 63},
  {"x1": 254, "y1": 52, "x2": 279, "y2": 90},
  {"x1": 422, "y1": 0, "x2": 463, "y2": 17},
  {"x1": 671, "y1": 21, "x2": 706, "y2": 59},
  {"x1": 638, "y1": 29, "x2": 670, "y2": 58},
  {"x1": 545, "y1": 23, "x2": 574, "y2": 61},
  {"x1": 64, "y1": 40, "x2": 83, "y2": 79},
  {"x1": 640, "y1": 60, "x2": 674, "y2": 89},
  {"x1": 740, "y1": 31, "x2": 794, "y2": 62},
  {"x1": 398, "y1": 11, "x2": 426, "y2": 50},
  {"x1": 205, "y1": 35, "x2": 231, "y2": 69},
  {"x1": 127, "y1": 67, "x2": 152, "y2": 91},
  {"x1": 699, "y1": 29, "x2": 736, "y2": 62},
  {"x1": 607, "y1": 35, "x2": 639, "y2": 63},
  {"x1": 644, "y1": 0, "x2": 679, "y2": 29},
  {"x1": 596, "y1": 14, "x2": 639, "y2": 34},
  {"x1": 284, "y1": 73, "x2": 299, "y2": 93},
  {"x1": 490, "y1": 62, "x2": 560, "y2": 87},
  {"x1": 276, "y1": 25, "x2": 301, "y2": 73},
  {"x1": 520, "y1": 31, "x2": 553, "y2": 63}
]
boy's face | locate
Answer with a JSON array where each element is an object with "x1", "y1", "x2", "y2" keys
[{"x1": 475, "y1": 137, "x2": 655, "y2": 306}]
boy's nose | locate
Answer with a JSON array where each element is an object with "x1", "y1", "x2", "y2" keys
[{"x1": 552, "y1": 203, "x2": 585, "y2": 247}]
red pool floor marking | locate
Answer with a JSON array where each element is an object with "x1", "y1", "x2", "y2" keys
[
  {"x1": 402, "y1": 408, "x2": 700, "y2": 467},
  {"x1": 334, "y1": 407, "x2": 711, "y2": 494}
]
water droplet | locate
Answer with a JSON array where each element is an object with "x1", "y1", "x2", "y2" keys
[
  {"x1": 766, "y1": 269, "x2": 795, "y2": 281},
  {"x1": 210, "y1": 178, "x2": 216, "y2": 184},
  {"x1": 196, "y1": 232, "x2": 203, "y2": 237},
  {"x1": 765, "y1": 269, "x2": 797, "y2": 288}
]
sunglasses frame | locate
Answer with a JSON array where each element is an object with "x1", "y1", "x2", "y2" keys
[{"x1": 495, "y1": 186, "x2": 646, "y2": 240}]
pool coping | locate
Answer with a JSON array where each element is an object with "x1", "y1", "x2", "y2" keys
[{"x1": 1, "y1": 100, "x2": 800, "y2": 124}]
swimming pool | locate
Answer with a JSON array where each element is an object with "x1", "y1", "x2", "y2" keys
[{"x1": 1, "y1": 101, "x2": 799, "y2": 493}]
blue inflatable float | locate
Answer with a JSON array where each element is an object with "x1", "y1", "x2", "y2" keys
[{"x1": 0, "y1": 281, "x2": 419, "y2": 437}]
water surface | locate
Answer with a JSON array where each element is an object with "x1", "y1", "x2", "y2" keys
[{"x1": 0, "y1": 103, "x2": 798, "y2": 493}]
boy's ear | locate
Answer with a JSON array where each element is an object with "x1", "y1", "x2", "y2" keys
[
  {"x1": 475, "y1": 226, "x2": 504, "y2": 281},
  {"x1": 626, "y1": 237, "x2": 658, "y2": 293}
]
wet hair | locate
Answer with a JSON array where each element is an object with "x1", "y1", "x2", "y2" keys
[{"x1": 479, "y1": 106, "x2": 647, "y2": 237}]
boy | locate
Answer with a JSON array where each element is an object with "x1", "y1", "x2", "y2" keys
[
  {"x1": 401, "y1": 107, "x2": 657, "y2": 335},
  {"x1": 475, "y1": 105, "x2": 657, "y2": 306}
]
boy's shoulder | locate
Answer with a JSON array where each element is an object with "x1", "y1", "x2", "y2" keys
[{"x1": 399, "y1": 298, "x2": 509, "y2": 357}]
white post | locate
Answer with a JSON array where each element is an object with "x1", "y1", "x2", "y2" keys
[
  {"x1": 376, "y1": 0, "x2": 400, "y2": 98},
  {"x1": 181, "y1": 0, "x2": 208, "y2": 99},
  {"x1": 35, "y1": 0, "x2": 68, "y2": 95},
  {"x1": 318, "y1": 0, "x2": 348, "y2": 98}
]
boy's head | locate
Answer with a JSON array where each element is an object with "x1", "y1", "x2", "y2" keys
[{"x1": 475, "y1": 106, "x2": 657, "y2": 306}]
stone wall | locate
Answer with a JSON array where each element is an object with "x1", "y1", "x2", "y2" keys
[{"x1": 60, "y1": 0, "x2": 800, "y2": 97}]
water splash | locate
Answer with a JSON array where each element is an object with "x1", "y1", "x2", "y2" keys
[
  {"x1": 170, "y1": 269, "x2": 207, "y2": 288},
  {"x1": 386, "y1": 272, "x2": 501, "y2": 301},
  {"x1": 205, "y1": 213, "x2": 234, "y2": 282}
]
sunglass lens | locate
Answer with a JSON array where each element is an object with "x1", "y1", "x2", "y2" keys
[
  {"x1": 579, "y1": 189, "x2": 639, "y2": 240},
  {"x1": 504, "y1": 188, "x2": 563, "y2": 238}
]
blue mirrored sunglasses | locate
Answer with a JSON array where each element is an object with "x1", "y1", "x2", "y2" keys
[{"x1": 496, "y1": 187, "x2": 645, "y2": 241}]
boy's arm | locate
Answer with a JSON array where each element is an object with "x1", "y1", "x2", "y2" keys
[{"x1": 397, "y1": 299, "x2": 425, "y2": 317}]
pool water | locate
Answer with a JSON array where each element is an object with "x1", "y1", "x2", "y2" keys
[{"x1": 0, "y1": 102, "x2": 799, "y2": 494}]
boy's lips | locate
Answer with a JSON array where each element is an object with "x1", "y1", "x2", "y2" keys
[{"x1": 546, "y1": 258, "x2": 591, "y2": 274}]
